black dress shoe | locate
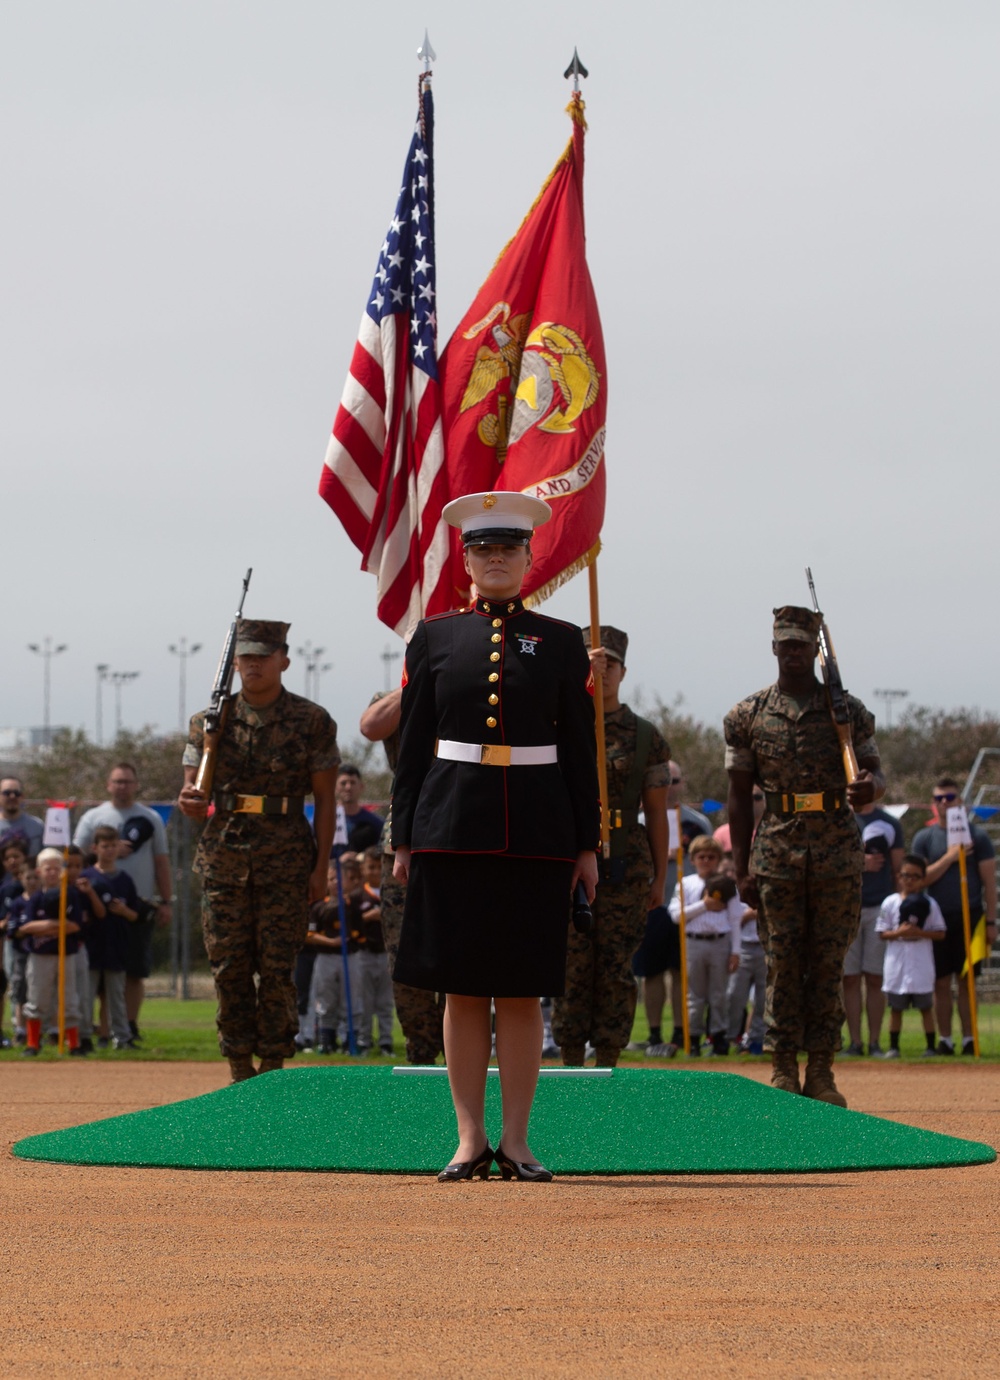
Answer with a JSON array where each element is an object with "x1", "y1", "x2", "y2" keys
[
  {"x1": 495, "y1": 1144, "x2": 553, "y2": 1182},
  {"x1": 437, "y1": 1143, "x2": 494, "y2": 1182}
]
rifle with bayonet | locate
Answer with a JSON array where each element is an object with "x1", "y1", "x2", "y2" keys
[
  {"x1": 805, "y1": 567, "x2": 859, "y2": 787},
  {"x1": 193, "y1": 568, "x2": 252, "y2": 798}
]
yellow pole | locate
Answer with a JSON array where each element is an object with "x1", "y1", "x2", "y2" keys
[
  {"x1": 675, "y1": 806, "x2": 690, "y2": 1055},
  {"x1": 588, "y1": 560, "x2": 610, "y2": 859},
  {"x1": 57, "y1": 847, "x2": 68, "y2": 1055},
  {"x1": 957, "y1": 847, "x2": 980, "y2": 1057}
]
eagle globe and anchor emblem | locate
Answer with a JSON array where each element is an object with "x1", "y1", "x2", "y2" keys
[{"x1": 459, "y1": 302, "x2": 601, "y2": 463}]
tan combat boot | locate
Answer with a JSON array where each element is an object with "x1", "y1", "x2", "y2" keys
[
  {"x1": 228, "y1": 1055, "x2": 257, "y2": 1083},
  {"x1": 257, "y1": 1058, "x2": 284, "y2": 1074},
  {"x1": 802, "y1": 1052, "x2": 847, "y2": 1108},
  {"x1": 561, "y1": 1045, "x2": 586, "y2": 1067},
  {"x1": 593, "y1": 1046, "x2": 620, "y2": 1068},
  {"x1": 770, "y1": 1050, "x2": 801, "y2": 1094}
]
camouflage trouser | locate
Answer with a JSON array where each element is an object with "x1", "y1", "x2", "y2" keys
[
  {"x1": 551, "y1": 878, "x2": 647, "y2": 1055},
  {"x1": 756, "y1": 869, "x2": 861, "y2": 1054},
  {"x1": 201, "y1": 869, "x2": 310, "y2": 1060},
  {"x1": 380, "y1": 854, "x2": 445, "y2": 1064}
]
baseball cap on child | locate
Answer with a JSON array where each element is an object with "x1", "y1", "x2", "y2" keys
[{"x1": 899, "y1": 895, "x2": 930, "y2": 929}]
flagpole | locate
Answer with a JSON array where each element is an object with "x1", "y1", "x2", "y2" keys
[
  {"x1": 588, "y1": 560, "x2": 610, "y2": 859},
  {"x1": 675, "y1": 808, "x2": 690, "y2": 1055},
  {"x1": 57, "y1": 847, "x2": 68, "y2": 1054},
  {"x1": 335, "y1": 853, "x2": 358, "y2": 1057},
  {"x1": 957, "y1": 847, "x2": 980, "y2": 1057}
]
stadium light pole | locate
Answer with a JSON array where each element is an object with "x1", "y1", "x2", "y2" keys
[
  {"x1": 27, "y1": 637, "x2": 68, "y2": 746},
  {"x1": 873, "y1": 688, "x2": 909, "y2": 731},
  {"x1": 314, "y1": 660, "x2": 333, "y2": 704},
  {"x1": 381, "y1": 644, "x2": 401, "y2": 692},
  {"x1": 108, "y1": 671, "x2": 140, "y2": 739},
  {"x1": 169, "y1": 638, "x2": 202, "y2": 732},
  {"x1": 296, "y1": 641, "x2": 326, "y2": 701},
  {"x1": 95, "y1": 664, "x2": 110, "y2": 745}
]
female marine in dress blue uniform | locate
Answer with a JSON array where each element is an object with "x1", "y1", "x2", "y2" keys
[{"x1": 392, "y1": 492, "x2": 600, "y2": 1181}]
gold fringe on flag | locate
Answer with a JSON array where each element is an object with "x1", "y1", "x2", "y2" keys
[{"x1": 523, "y1": 537, "x2": 602, "y2": 609}]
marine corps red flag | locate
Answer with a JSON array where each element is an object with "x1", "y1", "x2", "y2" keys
[
  {"x1": 319, "y1": 75, "x2": 450, "y2": 637},
  {"x1": 439, "y1": 93, "x2": 606, "y2": 606}
]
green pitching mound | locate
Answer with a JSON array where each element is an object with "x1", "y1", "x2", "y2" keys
[{"x1": 11, "y1": 1067, "x2": 995, "y2": 1174}]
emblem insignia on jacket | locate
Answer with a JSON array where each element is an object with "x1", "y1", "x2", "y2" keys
[{"x1": 518, "y1": 635, "x2": 542, "y2": 656}]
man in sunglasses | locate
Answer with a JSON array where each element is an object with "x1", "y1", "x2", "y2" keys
[
  {"x1": 0, "y1": 778, "x2": 44, "y2": 862},
  {"x1": 911, "y1": 777, "x2": 997, "y2": 1055},
  {"x1": 725, "y1": 606, "x2": 884, "y2": 1108}
]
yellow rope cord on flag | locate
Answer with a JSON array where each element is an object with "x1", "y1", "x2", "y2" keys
[
  {"x1": 522, "y1": 537, "x2": 601, "y2": 608},
  {"x1": 565, "y1": 92, "x2": 588, "y2": 130}
]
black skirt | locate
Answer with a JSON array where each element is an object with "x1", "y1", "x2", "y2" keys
[{"x1": 393, "y1": 852, "x2": 575, "y2": 997}]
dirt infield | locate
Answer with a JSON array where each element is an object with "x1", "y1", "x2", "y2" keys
[{"x1": 2, "y1": 1062, "x2": 998, "y2": 1378}]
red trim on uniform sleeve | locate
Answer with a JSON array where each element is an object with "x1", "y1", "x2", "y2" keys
[
  {"x1": 585, "y1": 667, "x2": 595, "y2": 696},
  {"x1": 400, "y1": 664, "x2": 409, "y2": 689}
]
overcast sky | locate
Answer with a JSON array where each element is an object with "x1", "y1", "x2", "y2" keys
[{"x1": 3, "y1": 1, "x2": 998, "y2": 757}]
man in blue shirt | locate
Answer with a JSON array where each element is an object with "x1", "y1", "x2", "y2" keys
[
  {"x1": 911, "y1": 777, "x2": 997, "y2": 1054},
  {"x1": 334, "y1": 765, "x2": 384, "y2": 854}
]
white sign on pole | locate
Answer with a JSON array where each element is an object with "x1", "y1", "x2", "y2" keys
[
  {"x1": 42, "y1": 805, "x2": 71, "y2": 848},
  {"x1": 332, "y1": 804, "x2": 349, "y2": 850},
  {"x1": 668, "y1": 809, "x2": 681, "y2": 852},
  {"x1": 946, "y1": 805, "x2": 973, "y2": 849}
]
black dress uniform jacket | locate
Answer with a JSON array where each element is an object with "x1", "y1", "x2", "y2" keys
[{"x1": 391, "y1": 597, "x2": 600, "y2": 861}]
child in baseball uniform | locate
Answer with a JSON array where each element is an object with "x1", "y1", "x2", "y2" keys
[
  {"x1": 307, "y1": 862, "x2": 365, "y2": 1054},
  {"x1": 356, "y1": 846, "x2": 395, "y2": 1056},
  {"x1": 83, "y1": 825, "x2": 140, "y2": 1049},
  {"x1": 12, "y1": 848, "x2": 100, "y2": 1056},
  {"x1": 876, "y1": 854, "x2": 946, "y2": 1058}
]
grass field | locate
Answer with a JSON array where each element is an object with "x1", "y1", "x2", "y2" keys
[{"x1": 3, "y1": 996, "x2": 999, "y2": 1062}]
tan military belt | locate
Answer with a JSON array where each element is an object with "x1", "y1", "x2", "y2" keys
[
  {"x1": 765, "y1": 790, "x2": 844, "y2": 816},
  {"x1": 435, "y1": 739, "x2": 558, "y2": 767},
  {"x1": 214, "y1": 793, "x2": 305, "y2": 816}
]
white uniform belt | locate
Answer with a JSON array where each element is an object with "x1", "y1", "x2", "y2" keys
[{"x1": 435, "y1": 739, "x2": 558, "y2": 767}]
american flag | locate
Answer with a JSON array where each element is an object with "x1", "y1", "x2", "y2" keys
[{"x1": 319, "y1": 78, "x2": 451, "y2": 638}]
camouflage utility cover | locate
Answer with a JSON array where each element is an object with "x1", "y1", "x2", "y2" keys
[
  {"x1": 582, "y1": 624, "x2": 629, "y2": 664},
  {"x1": 234, "y1": 619, "x2": 290, "y2": 655},
  {"x1": 723, "y1": 681, "x2": 878, "y2": 879},
  {"x1": 771, "y1": 606, "x2": 822, "y2": 642}
]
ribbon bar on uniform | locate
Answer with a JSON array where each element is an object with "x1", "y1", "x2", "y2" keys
[{"x1": 435, "y1": 739, "x2": 558, "y2": 767}]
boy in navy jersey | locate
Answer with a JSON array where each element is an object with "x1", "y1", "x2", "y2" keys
[
  {"x1": 4, "y1": 862, "x2": 40, "y2": 1043},
  {"x1": 83, "y1": 825, "x2": 139, "y2": 1049},
  {"x1": 13, "y1": 847, "x2": 100, "y2": 1056}
]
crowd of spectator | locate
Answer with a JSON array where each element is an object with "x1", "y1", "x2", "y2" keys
[{"x1": 0, "y1": 761, "x2": 994, "y2": 1062}]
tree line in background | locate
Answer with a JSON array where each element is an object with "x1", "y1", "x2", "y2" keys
[
  {"x1": 2, "y1": 702, "x2": 995, "y2": 978},
  {"x1": 8, "y1": 702, "x2": 1000, "y2": 852},
  {"x1": 646, "y1": 697, "x2": 1000, "y2": 849}
]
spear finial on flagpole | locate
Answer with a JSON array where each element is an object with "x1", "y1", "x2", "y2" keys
[
  {"x1": 563, "y1": 47, "x2": 589, "y2": 92},
  {"x1": 418, "y1": 29, "x2": 436, "y2": 73}
]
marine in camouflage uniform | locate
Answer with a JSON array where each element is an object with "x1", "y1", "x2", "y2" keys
[
  {"x1": 180, "y1": 619, "x2": 340, "y2": 1081},
  {"x1": 552, "y1": 626, "x2": 670, "y2": 1066},
  {"x1": 724, "y1": 606, "x2": 884, "y2": 1106},
  {"x1": 364, "y1": 690, "x2": 445, "y2": 1065}
]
